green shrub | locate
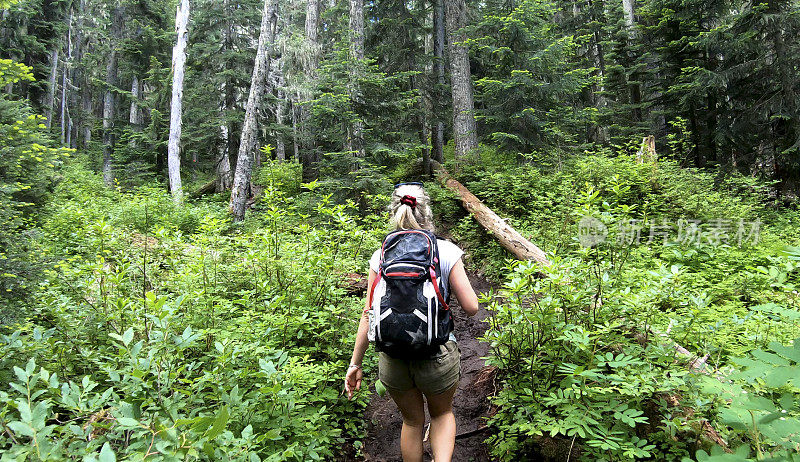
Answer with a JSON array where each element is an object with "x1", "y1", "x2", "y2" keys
[{"x1": 0, "y1": 166, "x2": 384, "y2": 460}]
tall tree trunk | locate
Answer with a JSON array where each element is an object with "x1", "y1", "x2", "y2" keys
[
  {"x1": 348, "y1": 0, "x2": 365, "y2": 160},
  {"x1": 589, "y1": 0, "x2": 608, "y2": 143},
  {"x1": 128, "y1": 75, "x2": 141, "y2": 147},
  {"x1": 305, "y1": 0, "x2": 320, "y2": 79},
  {"x1": 77, "y1": 0, "x2": 92, "y2": 149},
  {"x1": 292, "y1": 96, "x2": 300, "y2": 161},
  {"x1": 621, "y1": 0, "x2": 636, "y2": 40},
  {"x1": 72, "y1": 0, "x2": 85, "y2": 148},
  {"x1": 45, "y1": 45, "x2": 59, "y2": 130},
  {"x1": 102, "y1": 4, "x2": 123, "y2": 187},
  {"x1": 275, "y1": 87, "x2": 287, "y2": 161},
  {"x1": 445, "y1": 0, "x2": 477, "y2": 159},
  {"x1": 300, "y1": 0, "x2": 320, "y2": 182},
  {"x1": 214, "y1": 124, "x2": 233, "y2": 192},
  {"x1": 60, "y1": 8, "x2": 73, "y2": 145},
  {"x1": 217, "y1": 2, "x2": 234, "y2": 192},
  {"x1": 82, "y1": 83, "x2": 92, "y2": 147},
  {"x1": 167, "y1": 0, "x2": 190, "y2": 202},
  {"x1": 432, "y1": 0, "x2": 446, "y2": 164},
  {"x1": 408, "y1": 44, "x2": 429, "y2": 175},
  {"x1": 221, "y1": 0, "x2": 238, "y2": 177},
  {"x1": 229, "y1": 0, "x2": 279, "y2": 221},
  {"x1": 621, "y1": 0, "x2": 642, "y2": 122},
  {"x1": 272, "y1": 28, "x2": 288, "y2": 162},
  {"x1": 216, "y1": 124, "x2": 233, "y2": 191}
]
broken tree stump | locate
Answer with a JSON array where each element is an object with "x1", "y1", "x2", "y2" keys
[{"x1": 636, "y1": 135, "x2": 657, "y2": 164}]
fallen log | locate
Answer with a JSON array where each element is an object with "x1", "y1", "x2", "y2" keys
[
  {"x1": 190, "y1": 179, "x2": 217, "y2": 198},
  {"x1": 431, "y1": 161, "x2": 551, "y2": 266}
]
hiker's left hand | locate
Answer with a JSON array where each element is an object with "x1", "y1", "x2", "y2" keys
[{"x1": 344, "y1": 366, "x2": 363, "y2": 400}]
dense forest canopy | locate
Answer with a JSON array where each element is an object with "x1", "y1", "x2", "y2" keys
[
  {"x1": 2, "y1": 0, "x2": 799, "y2": 195},
  {"x1": 1, "y1": 0, "x2": 799, "y2": 460}
]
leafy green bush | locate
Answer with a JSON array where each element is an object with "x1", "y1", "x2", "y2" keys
[
  {"x1": 0, "y1": 59, "x2": 72, "y2": 305},
  {"x1": 689, "y1": 337, "x2": 800, "y2": 461},
  {"x1": 0, "y1": 167, "x2": 384, "y2": 460},
  {"x1": 474, "y1": 152, "x2": 799, "y2": 460},
  {"x1": 484, "y1": 256, "x2": 701, "y2": 461}
]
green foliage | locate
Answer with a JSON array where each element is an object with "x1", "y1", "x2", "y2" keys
[
  {"x1": 452, "y1": 146, "x2": 799, "y2": 460},
  {"x1": 483, "y1": 255, "x2": 698, "y2": 461},
  {"x1": 0, "y1": 59, "x2": 72, "y2": 306},
  {"x1": 471, "y1": 0, "x2": 595, "y2": 154},
  {"x1": 255, "y1": 159, "x2": 303, "y2": 197},
  {"x1": 689, "y1": 337, "x2": 800, "y2": 461},
  {"x1": 0, "y1": 166, "x2": 384, "y2": 460}
]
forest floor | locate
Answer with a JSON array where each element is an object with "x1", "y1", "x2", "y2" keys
[{"x1": 360, "y1": 272, "x2": 496, "y2": 462}]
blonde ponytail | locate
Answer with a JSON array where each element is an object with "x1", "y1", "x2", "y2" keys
[{"x1": 389, "y1": 184, "x2": 434, "y2": 231}]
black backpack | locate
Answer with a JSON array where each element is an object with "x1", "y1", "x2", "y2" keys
[{"x1": 367, "y1": 229, "x2": 453, "y2": 359}]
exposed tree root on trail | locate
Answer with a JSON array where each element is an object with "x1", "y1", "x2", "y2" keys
[{"x1": 359, "y1": 271, "x2": 497, "y2": 462}]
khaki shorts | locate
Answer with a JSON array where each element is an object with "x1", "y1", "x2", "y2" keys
[{"x1": 378, "y1": 340, "x2": 461, "y2": 396}]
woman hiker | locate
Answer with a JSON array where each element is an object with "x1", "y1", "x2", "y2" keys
[{"x1": 345, "y1": 182, "x2": 479, "y2": 462}]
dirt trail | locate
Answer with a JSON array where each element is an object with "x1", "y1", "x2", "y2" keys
[{"x1": 361, "y1": 272, "x2": 496, "y2": 462}]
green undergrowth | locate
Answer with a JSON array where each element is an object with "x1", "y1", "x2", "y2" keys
[
  {"x1": 0, "y1": 162, "x2": 386, "y2": 460},
  {"x1": 435, "y1": 147, "x2": 799, "y2": 460}
]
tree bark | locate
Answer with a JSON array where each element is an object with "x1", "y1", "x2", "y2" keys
[
  {"x1": 433, "y1": 162, "x2": 551, "y2": 265},
  {"x1": 348, "y1": 0, "x2": 365, "y2": 160},
  {"x1": 300, "y1": 0, "x2": 320, "y2": 182},
  {"x1": 445, "y1": 0, "x2": 478, "y2": 159},
  {"x1": 45, "y1": 45, "x2": 59, "y2": 130},
  {"x1": 128, "y1": 75, "x2": 141, "y2": 147},
  {"x1": 167, "y1": 0, "x2": 190, "y2": 202},
  {"x1": 589, "y1": 0, "x2": 608, "y2": 143},
  {"x1": 229, "y1": 0, "x2": 279, "y2": 221},
  {"x1": 292, "y1": 96, "x2": 300, "y2": 161},
  {"x1": 102, "y1": 4, "x2": 123, "y2": 187},
  {"x1": 621, "y1": 0, "x2": 642, "y2": 122},
  {"x1": 305, "y1": 0, "x2": 321, "y2": 74},
  {"x1": 72, "y1": 0, "x2": 86, "y2": 148},
  {"x1": 272, "y1": 22, "x2": 288, "y2": 162},
  {"x1": 60, "y1": 8, "x2": 73, "y2": 145},
  {"x1": 219, "y1": 0, "x2": 239, "y2": 178},
  {"x1": 82, "y1": 81, "x2": 92, "y2": 147},
  {"x1": 216, "y1": 124, "x2": 233, "y2": 191},
  {"x1": 621, "y1": 0, "x2": 636, "y2": 40},
  {"x1": 275, "y1": 87, "x2": 287, "y2": 161},
  {"x1": 409, "y1": 50, "x2": 430, "y2": 175},
  {"x1": 432, "y1": 0, "x2": 446, "y2": 164}
]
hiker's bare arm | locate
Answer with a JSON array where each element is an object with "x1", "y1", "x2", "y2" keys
[
  {"x1": 449, "y1": 259, "x2": 478, "y2": 316},
  {"x1": 345, "y1": 269, "x2": 375, "y2": 399},
  {"x1": 350, "y1": 268, "x2": 374, "y2": 366}
]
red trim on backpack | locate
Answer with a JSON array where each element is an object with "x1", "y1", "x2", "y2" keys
[
  {"x1": 429, "y1": 267, "x2": 450, "y2": 311},
  {"x1": 385, "y1": 272, "x2": 422, "y2": 277}
]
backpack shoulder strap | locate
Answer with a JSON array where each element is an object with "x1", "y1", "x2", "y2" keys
[
  {"x1": 364, "y1": 235, "x2": 391, "y2": 313},
  {"x1": 365, "y1": 268, "x2": 382, "y2": 313},
  {"x1": 428, "y1": 266, "x2": 450, "y2": 311}
]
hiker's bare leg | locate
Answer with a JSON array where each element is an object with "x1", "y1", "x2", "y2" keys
[
  {"x1": 425, "y1": 383, "x2": 458, "y2": 462},
  {"x1": 389, "y1": 387, "x2": 425, "y2": 462}
]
